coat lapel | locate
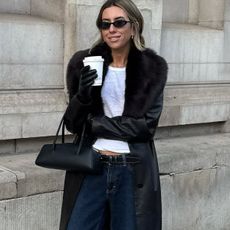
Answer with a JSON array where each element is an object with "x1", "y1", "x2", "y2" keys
[{"x1": 88, "y1": 43, "x2": 167, "y2": 118}]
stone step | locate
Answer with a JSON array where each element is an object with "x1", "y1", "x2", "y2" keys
[
  {"x1": 156, "y1": 133, "x2": 230, "y2": 174},
  {"x1": 0, "y1": 14, "x2": 64, "y2": 90},
  {"x1": 161, "y1": 23, "x2": 226, "y2": 83},
  {"x1": 0, "y1": 132, "x2": 229, "y2": 229},
  {"x1": 0, "y1": 153, "x2": 64, "y2": 230},
  {"x1": 0, "y1": 153, "x2": 64, "y2": 200}
]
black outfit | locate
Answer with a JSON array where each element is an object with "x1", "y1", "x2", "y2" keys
[{"x1": 59, "y1": 43, "x2": 168, "y2": 230}]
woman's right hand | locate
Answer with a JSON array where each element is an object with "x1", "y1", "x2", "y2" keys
[{"x1": 78, "y1": 65, "x2": 98, "y2": 103}]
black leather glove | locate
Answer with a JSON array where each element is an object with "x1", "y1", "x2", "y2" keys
[{"x1": 78, "y1": 65, "x2": 97, "y2": 103}]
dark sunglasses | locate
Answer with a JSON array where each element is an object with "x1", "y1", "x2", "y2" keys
[{"x1": 99, "y1": 20, "x2": 131, "y2": 30}]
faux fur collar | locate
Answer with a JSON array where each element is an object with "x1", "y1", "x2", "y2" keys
[{"x1": 68, "y1": 43, "x2": 167, "y2": 118}]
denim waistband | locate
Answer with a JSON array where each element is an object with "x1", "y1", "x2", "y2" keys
[{"x1": 100, "y1": 154, "x2": 141, "y2": 165}]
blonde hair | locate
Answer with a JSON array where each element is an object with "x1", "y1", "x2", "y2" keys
[{"x1": 93, "y1": 0, "x2": 145, "y2": 51}]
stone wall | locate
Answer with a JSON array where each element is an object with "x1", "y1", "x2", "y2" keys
[
  {"x1": 0, "y1": 0, "x2": 230, "y2": 229},
  {"x1": 160, "y1": 0, "x2": 230, "y2": 128},
  {"x1": 0, "y1": 0, "x2": 66, "y2": 153},
  {"x1": 0, "y1": 0, "x2": 229, "y2": 151},
  {"x1": 163, "y1": 0, "x2": 225, "y2": 29}
]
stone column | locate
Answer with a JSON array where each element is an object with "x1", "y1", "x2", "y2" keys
[
  {"x1": 199, "y1": 0, "x2": 225, "y2": 29},
  {"x1": 188, "y1": 0, "x2": 199, "y2": 24},
  {"x1": 64, "y1": 0, "x2": 78, "y2": 96},
  {"x1": 222, "y1": 0, "x2": 230, "y2": 132},
  {"x1": 136, "y1": 0, "x2": 163, "y2": 52},
  {"x1": 224, "y1": 0, "x2": 230, "y2": 62}
]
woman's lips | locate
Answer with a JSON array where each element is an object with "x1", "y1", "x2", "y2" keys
[{"x1": 108, "y1": 36, "x2": 120, "y2": 42}]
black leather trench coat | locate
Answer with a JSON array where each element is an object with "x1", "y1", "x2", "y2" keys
[{"x1": 59, "y1": 43, "x2": 168, "y2": 230}]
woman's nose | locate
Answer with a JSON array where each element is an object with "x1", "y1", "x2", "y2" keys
[{"x1": 109, "y1": 24, "x2": 116, "y2": 32}]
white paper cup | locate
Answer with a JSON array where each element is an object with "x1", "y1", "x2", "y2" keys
[{"x1": 83, "y1": 56, "x2": 104, "y2": 86}]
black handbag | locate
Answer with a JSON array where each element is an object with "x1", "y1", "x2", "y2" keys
[{"x1": 35, "y1": 116, "x2": 102, "y2": 173}]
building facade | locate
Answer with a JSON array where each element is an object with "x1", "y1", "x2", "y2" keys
[{"x1": 0, "y1": 0, "x2": 230, "y2": 229}]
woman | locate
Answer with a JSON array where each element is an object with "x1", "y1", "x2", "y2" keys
[{"x1": 60, "y1": 0, "x2": 168, "y2": 229}]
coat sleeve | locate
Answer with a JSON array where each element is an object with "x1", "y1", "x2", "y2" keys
[
  {"x1": 64, "y1": 95, "x2": 91, "y2": 134},
  {"x1": 90, "y1": 92, "x2": 164, "y2": 142},
  {"x1": 63, "y1": 50, "x2": 92, "y2": 134}
]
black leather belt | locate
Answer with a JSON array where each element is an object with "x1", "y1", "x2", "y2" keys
[{"x1": 100, "y1": 154, "x2": 141, "y2": 165}]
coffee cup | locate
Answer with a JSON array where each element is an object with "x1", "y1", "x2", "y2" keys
[{"x1": 83, "y1": 56, "x2": 104, "y2": 86}]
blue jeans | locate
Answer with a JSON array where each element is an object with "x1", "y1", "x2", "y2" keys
[{"x1": 67, "y1": 163, "x2": 136, "y2": 230}]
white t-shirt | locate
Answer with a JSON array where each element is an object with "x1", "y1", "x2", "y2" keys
[{"x1": 93, "y1": 66, "x2": 130, "y2": 153}]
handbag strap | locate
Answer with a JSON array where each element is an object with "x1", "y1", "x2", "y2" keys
[
  {"x1": 53, "y1": 115, "x2": 86, "y2": 155},
  {"x1": 76, "y1": 121, "x2": 86, "y2": 155},
  {"x1": 53, "y1": 116, "x2": 65, "y2": 145}
]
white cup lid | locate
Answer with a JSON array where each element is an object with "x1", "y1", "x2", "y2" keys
[{"x1": 83, "y1": 56, "x2": 104, "y2": 62}]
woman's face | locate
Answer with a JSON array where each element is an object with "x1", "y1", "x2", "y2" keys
[{"x1": 100, "y1": 6, "x2": 133, "y2": 52}]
